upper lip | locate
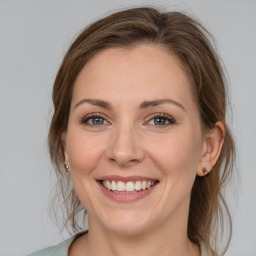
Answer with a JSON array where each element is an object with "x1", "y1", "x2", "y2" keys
[{"x1": 97, "y1": 175, "x2": 158, "y2": 182}]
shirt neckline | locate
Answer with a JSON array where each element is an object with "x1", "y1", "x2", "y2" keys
[{"x1": 67, "y1": 231, "x2": 208, "y2": 256}]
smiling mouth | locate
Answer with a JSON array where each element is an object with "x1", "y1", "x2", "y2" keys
[{"x1": 100, "y1": 180, "x2": 158, "y2": 193}]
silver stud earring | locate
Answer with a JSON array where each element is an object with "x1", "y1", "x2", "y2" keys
[{"x1": 64, "y1": 164, "x2": 69, "y2": 170}]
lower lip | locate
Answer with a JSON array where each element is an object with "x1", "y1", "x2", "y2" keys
[{"x1": 97, "y1": 181, "x2": 158, "y2": 202}]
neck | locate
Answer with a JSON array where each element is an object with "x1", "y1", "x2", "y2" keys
[{"x1": 74, "y1": 215, "x2": 200, "y2": 256}]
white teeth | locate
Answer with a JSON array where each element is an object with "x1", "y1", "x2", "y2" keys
[
  {"x1": 146, "y1": 181, "x2": 151, "y2": 189},
  {"x1": 117, "y1": 181, "x2": 126, "y2": 192},
  {"x1": 135, "y1": 181, "x2": 142, "y2": 191},
  {"x1": 142, "y1": 181, "x2": 147, "y2": 190},
  {"x1": 126, "y1": 181, "x2": 135, "y2": 192},
  {"x1": 106, "y1": 180, "x2": 111, "y2": 190},
  {"x1": 111, "y1": 181, "x2": 117, "y2": 191},
  {"x1": 102, "y1": 180, "x2": 156, "y2": 192}
]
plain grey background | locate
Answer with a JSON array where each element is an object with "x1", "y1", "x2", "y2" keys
[{"x1": 0, "y1": 0, "x2": 255, "y2": 255}]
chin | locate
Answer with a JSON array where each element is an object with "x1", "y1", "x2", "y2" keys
[{"x1": 95, "y1": 209, "x2": 158, "y2": 236}]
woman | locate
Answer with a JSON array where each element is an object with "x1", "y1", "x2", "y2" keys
[{"x1": 28, "y1": 6, "x2": 235, "y2": 256}]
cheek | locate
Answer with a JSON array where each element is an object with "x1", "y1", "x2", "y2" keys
[
  {"x1": 65, "y1": 130, "x2": 107, "y2": 209},
  {"x1": 66, "y1": 130, "x2": 106, "y2": 175},
  {"x1": 146, "y1": 128, "x2": 203, "y2": 176}
]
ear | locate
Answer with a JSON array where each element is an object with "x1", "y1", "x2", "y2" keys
[{"x1": 197, "y1": 121, "x2": 225, "y2": 176}]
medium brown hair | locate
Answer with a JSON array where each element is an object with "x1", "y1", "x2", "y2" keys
[{"x1": 48, "y1": 6, "x2": 235, "y2": 255}]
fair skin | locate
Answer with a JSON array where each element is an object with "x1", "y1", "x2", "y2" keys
[{"x1": 63, "y1": 44, "x2": 224, "y2": 256}]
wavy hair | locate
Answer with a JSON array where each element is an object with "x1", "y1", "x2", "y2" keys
[{"x1": 48, "y1": 7, "x2": 235, "y2": 255}]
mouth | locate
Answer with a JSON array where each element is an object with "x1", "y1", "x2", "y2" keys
[
  {"x1": 100, "y1": 180, "x2": 157, "y2": 193},
  {"x1": 97, "y1": 176, "x2": 159, "y2": 201}
]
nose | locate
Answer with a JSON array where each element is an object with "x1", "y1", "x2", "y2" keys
[{"x1": 106, "y1": 125, "x2": 145, "y2": 167}]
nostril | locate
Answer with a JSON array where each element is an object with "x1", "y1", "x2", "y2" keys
[
  {"x1": 109, "y1": 158, "x2": 116, "y2": 162},
  {"x1": 109, "y1": 156, "x2": 139, "y2": 165}
]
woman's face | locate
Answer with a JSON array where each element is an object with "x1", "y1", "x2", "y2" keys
[{"x1": 63, "y1": 44, "x2": 207, "y2": 235}]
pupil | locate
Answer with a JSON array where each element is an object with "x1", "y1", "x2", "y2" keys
[
  {"x1": 154, "y1": 118, "x2": 166, "y2": 125},
  {"x1": 93, "y1": 117, "x2": 103, "y2": 125}
]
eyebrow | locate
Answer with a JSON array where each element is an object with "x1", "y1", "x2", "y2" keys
[
  {"x1": 139, "y1": 99, "x2": 186, "y2": 111},
  {"x1": 74, "y1": 99, "x2": 112, "y2": 110},
  {"x1": 73, "y1": 98, "x2": 185, "y2": 111}
]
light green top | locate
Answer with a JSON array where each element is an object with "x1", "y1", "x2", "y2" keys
[{"x1": 27, "y1": 231, "x2": 210, "y2": 256}]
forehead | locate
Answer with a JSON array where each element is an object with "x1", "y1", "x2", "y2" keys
[{"x1": 72, "y1": 44, "x2": 195, "y2": 108}]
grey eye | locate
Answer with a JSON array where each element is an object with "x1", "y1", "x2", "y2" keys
[
  {"x1": 147, "y1": 114, "x2": 175, "y2": 126},
  {"x1": 82, "y1": 115, "x2": 108, "y2": 126},
  {"x1": 90, "y1": 117, "x2": 105, "y2": 125},
  {"x1": 153, "y1": 117, "x2": 168, "y2": 126}
]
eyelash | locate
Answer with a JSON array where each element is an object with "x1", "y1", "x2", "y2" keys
[
  {"x1": 145, "y1": 113, "x2": 176, "y2": 127},
  {"x1": 80, "y1": 113, "x2": 176, "y2": 127},
  {"x1": 80, "y1": 114, "x2": 109, "y2": 126}
]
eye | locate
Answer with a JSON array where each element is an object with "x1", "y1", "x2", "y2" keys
[
  {"x1": 146, "y1": 113, "x2": 176, "y2": 127},
  {"x1": 80, "y1": 114, "x2": 110, "y2": 126}
]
